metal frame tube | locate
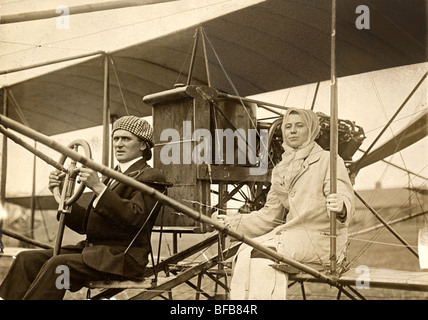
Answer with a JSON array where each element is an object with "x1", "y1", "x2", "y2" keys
[
  {"x1": 0, "y1": 89, "x2": 8, "y2": 252},
  {"x1": 186, "y1": 28, "x2": 200, "y2": 86},
  {"x1": 2, "y1": 227, "x2": 53, "y2": 249},
  {"x1": 1, "y1": 0, "x2": 175, "y2": 24},
  {"x1": 329, "y1": 0, "x2": 338, "y2": 275},
  {"x1": 0, "y1": 52, "x2": 104, "y2": 76},
  {"x1": 0, "y1": 126, "x2": 67, "y2": 172},
  {"x1": 102, "y1": 54, "x2": 111, "y2": 168}
]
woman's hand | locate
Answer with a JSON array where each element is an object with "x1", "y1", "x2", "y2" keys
[
  {"x1": 211, "y1": 211, "x2": 231, "y2": 228},
  {"x1": 326, "y1": 193, "x2": 344, "y2": 213},
  {"x1": 326, "y1": 193, "x2": 347, "y2": 222}
]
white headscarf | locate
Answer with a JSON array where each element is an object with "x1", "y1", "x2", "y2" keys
[{"x1": 271, "y1": 108, "x2": 320, "y2": 197}]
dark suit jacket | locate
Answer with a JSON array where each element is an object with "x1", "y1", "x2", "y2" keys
[{"x1": 63, "y1": 159, "x2": 167, "y2": 279}]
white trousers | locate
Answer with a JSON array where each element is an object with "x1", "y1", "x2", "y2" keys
[{"x1": 230, "y1": 255, "x2": 288, "y2": 300}]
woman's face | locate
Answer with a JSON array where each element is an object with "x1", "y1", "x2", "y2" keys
[{"x1": 283, "y1": 113, "x2": 309, "y2": 148}]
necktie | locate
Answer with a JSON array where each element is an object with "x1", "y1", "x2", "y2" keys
[{"x1": 107, "y1": 166, "x2": 121, "y2": 187}]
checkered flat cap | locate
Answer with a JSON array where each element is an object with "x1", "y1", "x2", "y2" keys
[{"x1": 112, "y1": 116, "x2": 154, "y2": 148}]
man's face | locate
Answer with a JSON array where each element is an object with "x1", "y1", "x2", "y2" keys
[{"x1": 112, "y1": 129, "x2": 146, "y2": 163}]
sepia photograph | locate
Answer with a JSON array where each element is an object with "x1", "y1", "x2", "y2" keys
[{"x1": 0, "y1": 0, "x2": 427, "y2": 306}]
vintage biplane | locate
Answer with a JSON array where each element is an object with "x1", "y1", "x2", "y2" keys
[{"x1": 0, "y1": 0, "x2": 427, "y2": 300}]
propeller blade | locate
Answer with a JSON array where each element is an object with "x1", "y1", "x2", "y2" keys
[{"x1": 351, "y1": 109, "x2": 428, "y2": 172}]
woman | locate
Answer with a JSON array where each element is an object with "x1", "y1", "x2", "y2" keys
[{"x1": 214, "y1": 108, "x2": 355, "y2": 299}]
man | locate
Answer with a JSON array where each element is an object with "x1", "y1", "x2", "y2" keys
[{"x1": 0, "y1": 116, "x2": 167, "y2": 299}]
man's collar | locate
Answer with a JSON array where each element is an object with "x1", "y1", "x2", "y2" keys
[{"x1": 117, "y1": 156, "x2": 143, "y2": 173}]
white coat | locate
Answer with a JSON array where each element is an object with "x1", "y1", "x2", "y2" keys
[{"x1": 229, "y1": 142, "x2": 355, "y2": 266}]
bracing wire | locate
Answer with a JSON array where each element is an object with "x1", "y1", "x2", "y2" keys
[
  {"x1": 191, "y1": 27, "x2": 428, "y2": 283},
  {"x1": 347, "y1": 177, "x2": 428, "y2": 267},
  {"x1": 346, "y1": 72, "x2": 428, "y2": 261},
  {"x1": 200, "y1": 27, "x2": 276, "y2": 170}
]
